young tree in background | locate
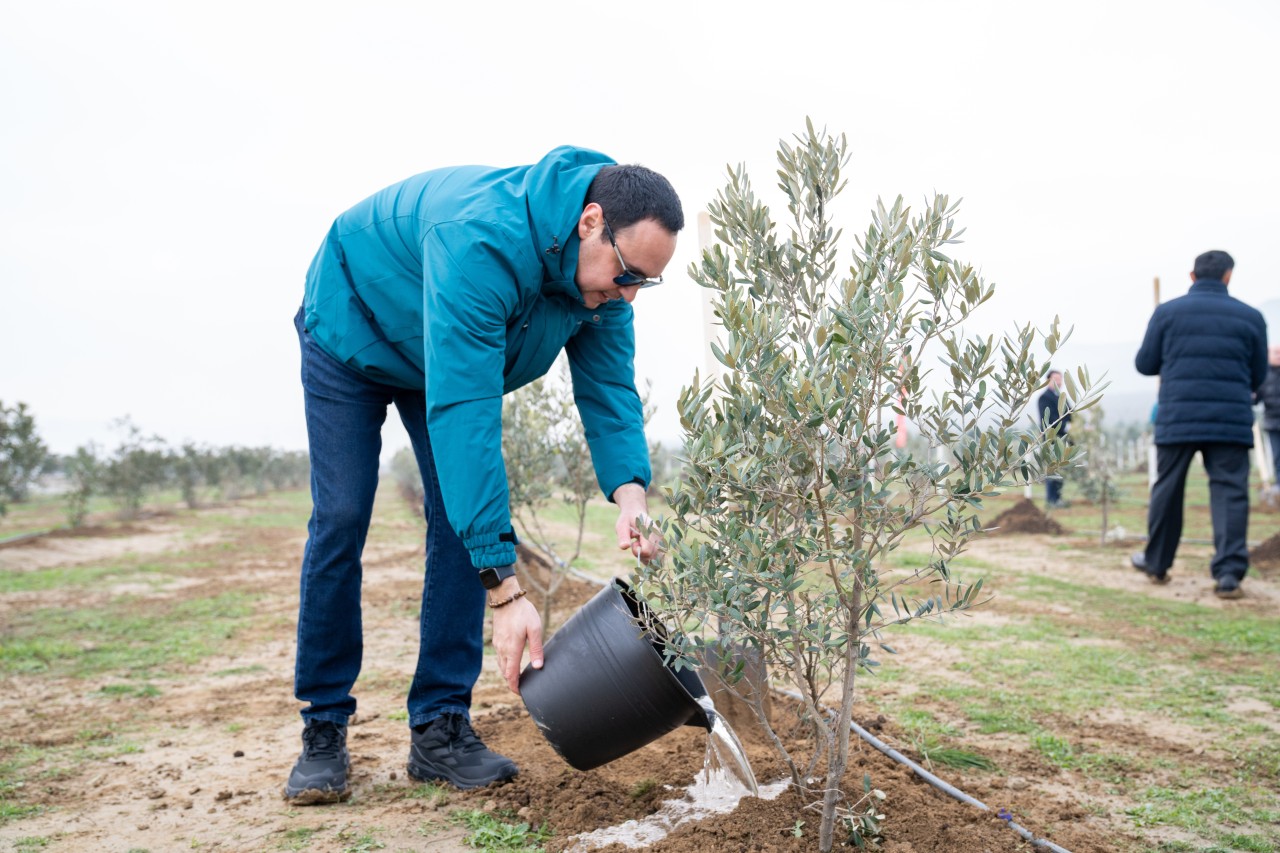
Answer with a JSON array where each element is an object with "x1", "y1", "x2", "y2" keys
[
  {"x1": 171, "y1": 443, "x2": 208, "y2": 509},
  {"x1": 102, "y1": 418, "x2": 170, "y2": 520},
  {"x1": 63, "y1": 444, "x2": 101, "y2": 528},
  {"x1": 1065, "y1": 405, "x2": 1123, "y2": 543},
  {"x1": 0, "y1": 400, "x2": 50, "y2": 516},
  {"x1": 502, "y1": 371, "x2": 573, "y2": 627}
]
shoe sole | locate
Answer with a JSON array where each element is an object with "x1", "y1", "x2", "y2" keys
[
  {"x1": 407, "y1": 760, "x2": 518, "y2": 791},
  {"x1": 1214, "y1": 588, "x2": 1244, "y2": 599},
  {"x1": 282, "y1": 784, "x2": 352, "y2": 804}
]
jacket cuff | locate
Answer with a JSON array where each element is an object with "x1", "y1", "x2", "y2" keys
[
  {"x1": 606, "y1": 477, "x2": 649, "y2": 502},
  {"x1": 463, "y1": 530, "x2": 519, "y2": 569}
]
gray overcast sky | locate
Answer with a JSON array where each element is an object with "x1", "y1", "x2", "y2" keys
[{"x1": 2, "y1": 0, "x2": 1277, "y2": 457}]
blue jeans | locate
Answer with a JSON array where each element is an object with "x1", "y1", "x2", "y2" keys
[{"x1": 294, "y1": 309, "x2": 485, "y2": 728}]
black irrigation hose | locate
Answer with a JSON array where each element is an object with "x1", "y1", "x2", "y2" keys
[
  {"x1": 773, "y1": 688, "x2": 1074, "y2": 853},
  {"x1": 567, "y1": 570, "x2": 1074, "y2": 852},
  {"x1": 0, "y1": 528, "x2": 58, "y2": 547}
]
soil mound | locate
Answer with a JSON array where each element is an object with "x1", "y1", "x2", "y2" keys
[
  {"x1": 984, "y1": 498, "x2": 1065, "y2": 535},
  {"x1": 1249, "y1": 531, "x2": 1280, "y2": 570}
]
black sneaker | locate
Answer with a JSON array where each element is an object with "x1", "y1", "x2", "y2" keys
[
  {"x1": 283, "y1": 720, "x2": 351, "y2": 803},
  {"x1": 407, "y1": 714, "x2": 518, "y2": 790},
  {"x1": 1214, "y1": 578, "x2": 1244, "y2": 599}
]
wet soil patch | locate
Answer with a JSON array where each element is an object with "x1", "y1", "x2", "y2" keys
[{"x1": 468, "y1": 699, "x2": 1123, "y2": 852}]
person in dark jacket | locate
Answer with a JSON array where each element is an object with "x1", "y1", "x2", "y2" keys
[
  {"x1": 285, "y1": 148, "x2": 683, "y2": 802},
  {"x1": 1130, "y1": 250, "x2": 1268, "y2": 598},
  {"x1": 1260, "y1": 345, "x2": 1280, "y2": 491},
  {"x1": 1037, "y1": 370, "x2": 1072, "y2": 507}
]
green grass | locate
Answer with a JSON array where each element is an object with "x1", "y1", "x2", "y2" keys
[
  {"x1": 404, "y1": 781, "x2": 450, "y2": 803},
  {"x1": 858, "y1": 528, "x2": 1280, "y2": 849},
  {"x1": 97, "y1": 682, "x2": 161, "y2": 699},
  {"x1": 451, "y1": 810, "x2": 549, "y2": 852},
  {"x1": 0, "y1": 488, "x2": 273, "y2": 540},
  {"x1": 1014, "y1": 575, "x2": 1280, "y2": 662},
  {"x1": 894, "y1": 568, "x2": 1280, "y2": 726},
  {"x1": 895, "y1": 708, "x2": 960, "y2": 737},
  {"x1": 1126, "y1": 785, "x2": 1280, "y2": 833},
  {"x1": 0, "y1": 775, "x2": 41, "y2": 824},
  {"x1": 1215, "y1": 835, "x2": 1278, "y2": 853},
  {"x1": 1, "y1": 729, "x2": 142, "y2": 816},
  {"x1": 0, "y1": 491, "x2": 114, "y2": 539},
  {"x1": 0, "y1": 562, "x2": 128, "y2": 594},
  {"x1": 919, "y1": 745, "x2": 997, "y2": 771},
  {"x1": 0, "y1": 553, "x2": 222, "y2": 596},
  {"x1": 276, "y1": 825, "x2": 325, "y2": 850},
  {"x1": 0, "y1": 591, "x2": 257, "y2": 677},
  {"x1": 335, "y1": 825, "x2": 386, "y2": 852},
  {"x1": 0, "y1": 487, "x2": 308, "y2": 832},
  {"x1": 629, "y1": 778, "x2": 659, "y2": 798},
  {"x1": 895, "y1": 709, "x2": 997, "y2": 769},
  {"x1": 212, "y1": 664, "x2": 267, "y2": 677}
]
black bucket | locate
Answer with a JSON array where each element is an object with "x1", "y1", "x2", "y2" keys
[{"x1": 519, "y1": 579, "x2": 712, "y2": 771}]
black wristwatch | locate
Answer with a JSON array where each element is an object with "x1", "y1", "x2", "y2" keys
[{"x1": 478, "y1": 564, "x2": 518, "y2": 590}]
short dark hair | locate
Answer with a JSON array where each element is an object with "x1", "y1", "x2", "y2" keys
[
  {"x1": 585, "y1": 164, "x2": 684, "y2": 234},
  {"x1": 1193, "y1": 250, "x2": 1234, "y2": 280}
]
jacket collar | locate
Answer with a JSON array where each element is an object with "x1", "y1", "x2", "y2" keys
[{"x1": 1189, "y1": 279, "x2": 1227, "y2": 294}]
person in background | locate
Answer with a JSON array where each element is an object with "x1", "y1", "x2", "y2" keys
[
  {"x1": 285, "y1": 147, "x2": 682, "y2": 802},
  {"x1": 1037, "y1": 370, "x2": 1072, "y2": 508},
  {"x1": 1258, "y1": 345, "x2": 1280, "y2": 494},
  {"x1": 1130, "y1": 250, "x2": 1268, "y2": 598}
]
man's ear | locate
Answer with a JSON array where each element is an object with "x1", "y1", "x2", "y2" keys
[
  {"x1": 1222, "y1": 269, "x2": 1233, "y2": 285},
  {"x1": 578, "y1": 202, "x2": 603, "y2": 238}
]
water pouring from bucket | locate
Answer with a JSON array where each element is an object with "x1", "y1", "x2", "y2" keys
[{"x1": 519, "y1": 579, "x2": 758, "y2": 795}]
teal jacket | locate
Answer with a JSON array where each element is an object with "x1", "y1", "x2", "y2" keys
[{"x1": 302, "y1": 146, "x2": 650, "y2": 569}]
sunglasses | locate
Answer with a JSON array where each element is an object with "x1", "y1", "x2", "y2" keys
[{"x1": 602, "y1": 216, "x2": 663, "y2": 288}]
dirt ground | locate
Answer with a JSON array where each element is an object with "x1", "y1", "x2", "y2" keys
[{"x1": 1, "y1": 496, "x2": 1275, "y2": 852}]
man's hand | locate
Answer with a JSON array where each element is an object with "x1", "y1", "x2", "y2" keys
[
  {"x1": 490, "y1": 576, "x2": 543, "y2": 694},
  {"x1": 612, "y1": 482, "x2": 661, "y2": 562}
]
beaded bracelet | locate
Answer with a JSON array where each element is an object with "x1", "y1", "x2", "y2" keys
[{"x1": 488, "y1": 588, "x2": 528, "y2": 609}]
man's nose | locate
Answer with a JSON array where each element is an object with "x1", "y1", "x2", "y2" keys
[{"x1": 619, "y1": 285, "x2": 641, "y2": 304}]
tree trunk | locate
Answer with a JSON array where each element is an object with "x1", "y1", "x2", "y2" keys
[{"x1": 819, "y1": 578, "x2": 862, "y2": 852}]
